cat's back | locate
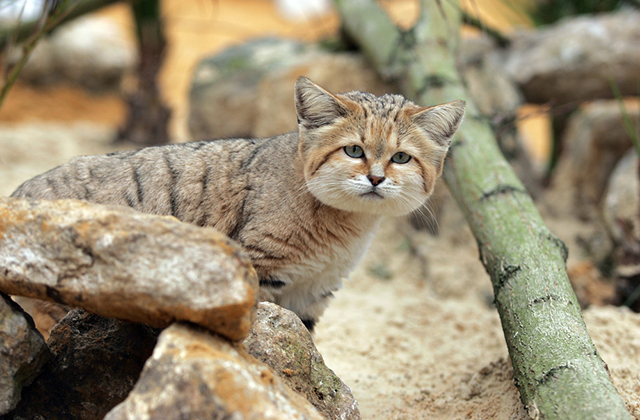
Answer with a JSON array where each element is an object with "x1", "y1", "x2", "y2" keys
[{"x1": 10, "y1": 134, "x2": 299, "y2": 226}]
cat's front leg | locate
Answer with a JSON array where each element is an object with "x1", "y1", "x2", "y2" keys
[
  {"x1": 257, "y1": 275, "x2": 287, "y2": 303},
  {"x1": 258, "y1": 274, "x2": 336, "y2": 333},
  {"x1": 285, "y1": 287, "x2": 337, "y2": 334},
  {"x1": 296, "y1": 289, "x2": 336, "y2": 333}
]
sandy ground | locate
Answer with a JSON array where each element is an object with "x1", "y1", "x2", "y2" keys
[{"x1": 1, "y1": 1, "x2": 639, "y2": 419}]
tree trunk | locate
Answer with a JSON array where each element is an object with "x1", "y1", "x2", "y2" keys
[
  {"x1": 335, "y1": 0, "x2": 632, "y2": 418},
  {"x1": 114, "y1": 0, "x2": 171, "y2": 146}
]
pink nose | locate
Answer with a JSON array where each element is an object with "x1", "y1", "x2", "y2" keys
[{"x1": 367, "y1": 175, "x2": 385, "y2": 186}]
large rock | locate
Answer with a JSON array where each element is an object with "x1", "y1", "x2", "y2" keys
[
  {"x1": 503, "y1": 10, "x2": 640, "y2": 104},
  {"x1": 251, "y1": 52, "x2": 390, "y2": 138},
  {"x1": 458, "y1": 37, "x2": 523, "y2": 118},
  {"x1": 0, "y1": 197, "x2": 258, "y2": 341},
  {"x1": 603, "y1": 150, "x2": 640, "y2": 277},
  {"x1": 189, "y1": 38, "x2": 309, "y2": 140},
  {"x1": 105, "y1": 322, "x2": 324, "y2": 420},
  {"x1": 245, "y1": 302, "x2": 360, "y2": 420},
  {"x1": 188, "y1": 38, "x2": 391, "y2": 140},
  {"x1": 9, "y1": 309, "x2": 159, "y2": 420},
  {"x1": 17, "y1": 14, "x2": 135, "y2": 90},
  {"x1": 0, "y1": 293, "x2": 50, "y2": 415},
  {"x1": 457, "y1": 36, "x2": 540, "y2": 198},
  {"x1": 549, "y1": 101, "x2": 638, "y2": 218}
]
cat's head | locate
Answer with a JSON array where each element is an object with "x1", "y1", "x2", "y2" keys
[{"x1": 294, "y1": 76, "x2": 465, "y2": 216}]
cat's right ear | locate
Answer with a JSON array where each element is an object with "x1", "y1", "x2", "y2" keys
[
  {"x1": 295, "y1": 77, "x2": 351, "y2": 130},
  {"x1": 407, "y1": 100, "x2": 466, "y2": 148}
]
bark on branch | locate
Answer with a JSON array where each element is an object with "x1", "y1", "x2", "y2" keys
[{"x1": 335, "y1": 0, "x2": 631, "y2": 418}]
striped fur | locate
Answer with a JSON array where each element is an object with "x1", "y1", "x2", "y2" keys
[{"x1": 11, "y1": 77, "x2": 465, "y2": 330}]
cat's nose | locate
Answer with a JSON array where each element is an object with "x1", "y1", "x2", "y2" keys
[{"x1": 367, "y1": 175, "x2": 386, "y2": 186}]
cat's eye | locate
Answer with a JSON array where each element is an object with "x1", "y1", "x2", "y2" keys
[
  {"x1": 391, "y1": 152, "x2": 411, "y2": 164},
  {"x1": 344, "y1": 145, "x2": 365, "y2": 159}
]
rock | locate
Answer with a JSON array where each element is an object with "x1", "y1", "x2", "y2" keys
[
  {"x1": 188, "y1": 38, "x2": 391, "y2": 140},
  {"x1": 503, "y1": 10, "x2": 640, "y2": 104},
  {"x1": 550, "y1": 101, "x2": 638, "y2": 218},
  {"x1": 457, "y1": 36, "x2": 540, "y2": 198},
  {"x1": 245, "y1": 302, "x2": 360, "y2": 420},
  {"x1": 0, "y1": 293, "x2": 50, "y2": 415},
  {"x1": 458, "y1": 37, "x2": 523, "y2": 118},
  {"x1": 603, "y1": 150, "x2": 640, "y2": 277},
  {"x1": 252, "y1": 52, "x2": 390, "y2": 138},
  {"x1": 188, "y1": 38, "x2": 308, "y2": 140},
  {"x1": 9, "y1": 309, "x2": 159, "y2": 420},
  {"x1": 566, "y1": 261, "x2": 617, "y2": 308},
  {"x1": 17, "y1": 14, "x2": 135, "y2": 90},
  {"x1": 105, "y1": 322, "x2": 324, "y2": 420},
  {"x1": 0, "y1": 197, "x2": 258, "y2": 341}
]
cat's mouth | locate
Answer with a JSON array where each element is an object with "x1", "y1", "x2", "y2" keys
[{"x1": 361, "y1": 191, "x2": 384, "y2": 200}]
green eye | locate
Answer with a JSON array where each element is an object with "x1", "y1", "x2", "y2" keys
[
  {"x1": 391, "y1": 152, "x2": 411, "y2": 164},
  {"x1": 344, "y1": 145, "x2": 365, "y2": 158}
]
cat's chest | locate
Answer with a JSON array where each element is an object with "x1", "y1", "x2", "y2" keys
[
  {"x1": 297, "y1": 227, "x2": 375, "y2": 281},
  {"x1": 270, "y1": 218, "x2": 380, "y2": 314}
]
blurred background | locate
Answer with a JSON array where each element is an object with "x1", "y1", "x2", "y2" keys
[{"x1": 0, "y1": 0, "x2": 540, "y2": 147}]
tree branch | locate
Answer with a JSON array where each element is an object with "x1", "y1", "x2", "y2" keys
[
  {"x1": 0, "y1": 0, "x2": 121, "y2": 50},
  {"x1": 334, "y1": 0, "x2": 632, "y2": 418},
  {"x1": 0, "y1": 0, "x2": 121, "y2": 109}
]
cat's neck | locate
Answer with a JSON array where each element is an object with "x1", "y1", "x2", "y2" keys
[{"x1": 297, "y1": 183, "x2": 381, "y2": 244}]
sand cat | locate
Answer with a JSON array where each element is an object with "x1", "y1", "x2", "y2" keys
[{"x1": 11, "y1": 77, "x2": 465, "y2": 331}]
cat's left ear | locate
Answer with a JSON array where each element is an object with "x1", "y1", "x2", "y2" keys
[
  {"x1": 408, "y1": 100, "x2": 466, "y2": 147},
  {"x1": 295, "y1": 76, "x2": 354, "y2": 129}
]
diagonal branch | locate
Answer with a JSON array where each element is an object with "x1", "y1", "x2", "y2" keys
[
  {"x1": 0, "y1": 0, "x2": 121, "y2": 109},
  {"x1": 334, "y1": 0, "x2": 632, "y2": 418}
]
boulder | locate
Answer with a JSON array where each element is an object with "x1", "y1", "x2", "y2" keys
[
  {"x1": 0, "y1": 197, "x2": 258, "y2": 341},
  {"x1": 17, "y1": 14, "x2": 135, "y2": 90},
  {"x1": 458, "y1": 37, "x2": 523, "y2": 118},
  {"x1": 8, "y1": 309, "x2": 159, "y2": 420},
  {"x1": 188, "y1": 38, "x2": 309, "y2": 140},
  {"x1": 251, "y1": 52, "x2": 390, "y2": 138},
  {"x1": 603, "y1": 150, "x2": 640, "y2": 277},
  {"x1": 245, "y1": 302, "x2": 360, "y2": 420},
  {"x1": 503, "y1": 10, "x2": 640, "y2": 104},
  {"x1": 105, "y1": 322, "x2": 324, "y2": 420},
  {"x1": 0, "y1": 293, "x2": 50, "y2": 415},
  {"x1": 188, "y1": 38, "x2": 391, "y2": 140},
  {"x1": 549, "y1": 101, "x2": 638, "y2": 218},
  {"x1": 457, "y1": 36, "x2": 540, "y2": 198},
  {"x1": 566, "y1": 261, "x2": 617, "y2": 308}
]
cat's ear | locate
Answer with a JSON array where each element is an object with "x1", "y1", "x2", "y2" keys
[
  {"x1": 295, "y1": 76, "x2": 352, "y2": 129},
  {"x1": 408, "y1": 100, "x2": 466, "y2": 147}
]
